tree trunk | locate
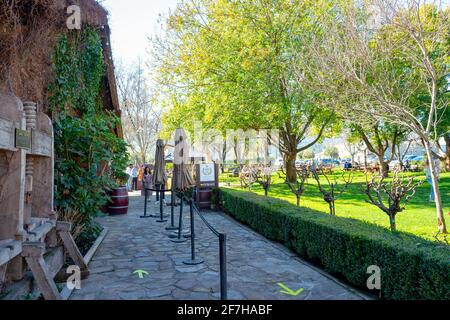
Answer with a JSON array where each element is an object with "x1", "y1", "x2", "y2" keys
[
  {"x1": 424, "y1": 140, "x2": 447, "y2": 234},
  {"x1": 396, "y1": 145, "x2": 403, "y2": 171},
  {"x1": 296, "y1": 195, "x2": 300, "y2": 207},
  {"x1": 389, "y1": 214, "x2": 396, "y2": 231},
  {"x1": 140, "y1": 151, "x2": 146, "y2": 164},
  {"x1": 444, "y1": 135, "x2": 450, "y2": 172},
  {"x1": 328, "y1": 202, "x2": 334, "y2": 216},
  {"x1": 221, "y1": 141, "x2": 227, "y2": 173},
  {"x1": 377, "y1": 155, "x2": 389, "y2": 178},
  {"x1": 285, "y1": 152, "x2": 297, "y2": 183},
  {"x1": 364, "y1": 149, "x2": 368, "y2": 170}
]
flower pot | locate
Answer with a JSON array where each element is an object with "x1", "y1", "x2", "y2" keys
[{"x1": 107, "y1": 186, "x2": 129, "y2": 215}]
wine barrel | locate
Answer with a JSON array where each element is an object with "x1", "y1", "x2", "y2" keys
[{"x1": 108, "y1": 186, "x2": 129, "y2": 215}]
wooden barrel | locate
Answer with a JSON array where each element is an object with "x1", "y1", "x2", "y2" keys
[{"x1": 108, "y1": 186, "x2": 129, "y2": 215}]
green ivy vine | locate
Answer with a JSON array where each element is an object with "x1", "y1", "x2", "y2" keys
[{"x1": 49, "y1": 27, "x2": 129, "y2": 234}]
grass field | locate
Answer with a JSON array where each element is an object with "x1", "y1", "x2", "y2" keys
[{"x1": 220, "y1": 170, "x2": 450, "y2": 242}]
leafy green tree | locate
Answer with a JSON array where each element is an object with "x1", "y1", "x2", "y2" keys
[
  {"x1": 152, "y1": 0, "x2": 339, "y2": 183},
  {"x1": 299, "y1": 149, "x2": 315, "y2": 160}
]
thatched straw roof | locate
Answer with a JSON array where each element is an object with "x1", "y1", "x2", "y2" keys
[{"x1": 0, "y1": 0, "x2": 122, "y2": 137}]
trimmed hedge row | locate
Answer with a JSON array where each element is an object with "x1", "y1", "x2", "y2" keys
[{"x1": 219, "y1": 188, "x2": 450, "y2": 300}]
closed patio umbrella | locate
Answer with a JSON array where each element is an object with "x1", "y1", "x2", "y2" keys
[
  {"x1": 173, "y1": 128, "x2": 194, "y2": 192},
  {"x1": 171, "y1": 128, "x2": 195, "y2": 244},
  {"x1": 153, "y1": 139, "x2": 167, "y2": 202}
]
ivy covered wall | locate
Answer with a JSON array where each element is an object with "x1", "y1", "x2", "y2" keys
[{"x1": 48, "y1": 27, "x2": 129, "y2": 243}]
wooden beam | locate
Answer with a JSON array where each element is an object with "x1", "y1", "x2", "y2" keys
[
  {"x1": 22, "y1": 242, "x2": 61, "y2": 300},
  {"x1": 0, "y1": 263, "x2": 7, "y2": 294},
  {"x1": 100, "y1": 25, "x2": 124, "y2": 139},
  {"x1": 56, "y1": 222, "x2": 89, "y2": 276}
]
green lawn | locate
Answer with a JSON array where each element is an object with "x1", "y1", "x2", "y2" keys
[{"x1": 220, "y1": 170, "x2": 450, "y2": 242}]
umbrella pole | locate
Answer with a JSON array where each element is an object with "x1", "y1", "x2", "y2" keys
[{"x1": 171, "y1": 192, "x2": 186, "y2": 243}]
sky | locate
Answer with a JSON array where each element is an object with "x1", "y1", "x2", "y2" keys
[{"x1": 102, "y1": 0, "x2": 179, "y2": 65}]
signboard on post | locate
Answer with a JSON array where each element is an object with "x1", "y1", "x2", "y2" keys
[{"x1": 199, "y1": 163, "x2": 216, "y2": 186}]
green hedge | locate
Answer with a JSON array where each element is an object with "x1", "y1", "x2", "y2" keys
[{"x1": 219, "y1": 188, "x2": 450, "y2": 300}]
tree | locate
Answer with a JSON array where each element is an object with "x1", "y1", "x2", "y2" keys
[
  {"x1": 303, "y1": 0, "x2": 449, "y2": 233},
  {"x1": 116, "y1": 58, "x2": 162, "y2": 163},
  {"x1": 433, "y1": 90, "x2": 450, "y2": 171},
  {"x1": 351, "y1": 122, "x2": 406, "y2": 177},
  {"x1": 299, "y1": 149, "x2": 315, "y2": 160},
  {"x1": 311, "y1": 169, "x2": 353, "y2": 216},
  {"x1": 343, "y1": 134, "x2": 361, "y2": 165},
  {"x1": 286, "y1": 167, "x2": 308, "y2": 207},
  {"x1": 151, "y1": 0, "x2": 338, "y2": 183},
  {"x1": 364, "y1": 170, "x2": 423, "y2": 231},
  {"x1": 324, "y1": 146, "x2": 340, "y2": 160},
  {"x1": 257, "y1": 166, "x2": 275, "y2": 197}
]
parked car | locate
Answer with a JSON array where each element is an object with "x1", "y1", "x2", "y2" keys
[
  {"x1": 319, "y1": 158, "x2": 340, "y2": 166},
  {"x1": 410, "y1": 155, "x2": 424, "y2": 162}
]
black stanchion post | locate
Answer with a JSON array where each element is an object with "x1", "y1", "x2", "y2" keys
[
  {"x1": 219, "y1": 233, "x2": 227, "y2": 300},
  {"x1": 156, "y1": 186, "x2": 168, "y2": 223},
  {"x1": 140, "y1": 188, "x2": 151, "y2": 218},
  {"x1": 183, "y1": 200, "x2": 203, "y2": 265},
  {"x1": 171, "y1": 193, "x2": 186, "y2": 243},
  {"x1": 151, "y1": 184, "x2": 163, "y2": 218},
  {"x1": 166, "y1": 189, "x2": 178, "y2": 230}
]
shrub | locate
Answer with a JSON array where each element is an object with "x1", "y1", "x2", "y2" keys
[{"x1": 219, "y1": 188, "x2": 450, "y2": 300}]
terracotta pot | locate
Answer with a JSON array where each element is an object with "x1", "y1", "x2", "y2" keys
[{"x1": 108, "y1": 186, "x2": 129, "y2": 215}]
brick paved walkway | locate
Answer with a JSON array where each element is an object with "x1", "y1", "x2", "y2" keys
[{"x1": 70, "y1": 192, "x2": 365, "y2": 300}]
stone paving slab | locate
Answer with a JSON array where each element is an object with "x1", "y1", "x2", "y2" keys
[{"x1": 70, "y1": 192, "x2": 365, "y2": 300}]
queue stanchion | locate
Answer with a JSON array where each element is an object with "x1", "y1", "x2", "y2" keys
[
  {"x1": 171, "y1": 192, "x2": 187, "y2": 243},
  {"x1": 165, "y1": 189, "x2": 178, "y2": 230},
  {"x1": 140, "y1": 187, "x2": 151, "y2": 218},
  {"x1": 149, "y1": 184, "x2": 161, "y2": 218},
  {"x1": 156, "y1": 186, "x2": 168, "y2": 223},
  {"x1": 219, "y1": 233, "x2": 228, "y2": 300},
  {"x1": 183, "y1": 199, "x2": 203, "y2": 265}
]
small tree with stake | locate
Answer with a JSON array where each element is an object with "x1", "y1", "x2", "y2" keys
[
  {"x1": 363, "y1": 170, "x2": 423, "y2": 232},
  {"x1": 286, "y1": 167, "x2": 309, "y2": 207},
  {"x1": 311, "y1": 168, "x2": 353, "y2": 216}
]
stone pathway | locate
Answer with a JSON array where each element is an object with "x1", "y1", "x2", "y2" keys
[{"x1": 70, "y1": 192, "x2": 365, "y2": 300}]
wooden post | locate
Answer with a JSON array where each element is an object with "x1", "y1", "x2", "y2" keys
[
  {"x1": 56, "y1": 222, "x2": 89, "y2": 277},
  {"x1": 22, "y1": 242, "x2": 61, "y2": 300},
  {"x1": 0, "y1": 263, "x2": 7, "y2": 294}
]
